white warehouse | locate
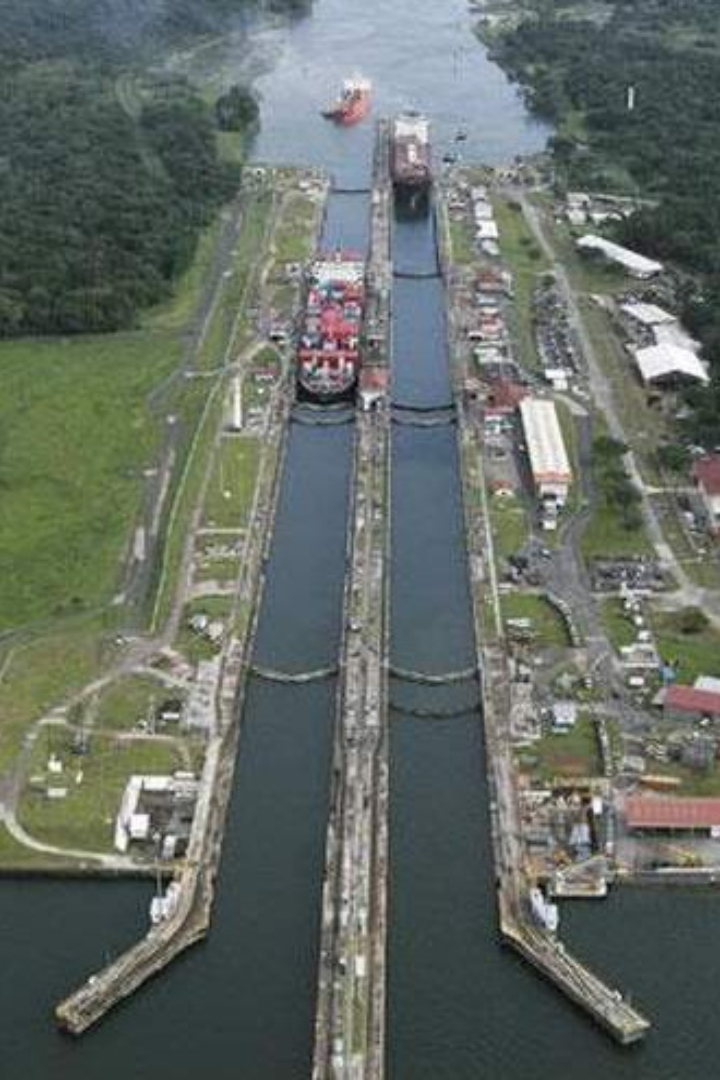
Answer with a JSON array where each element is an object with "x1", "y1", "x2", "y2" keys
[{"x1": 519, "y1": 398, "x2": 573, "y2": 507}]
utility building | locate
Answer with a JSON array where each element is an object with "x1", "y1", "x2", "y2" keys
[{"x1": 519, "y1": 398, "x2": 572, "y2": 526}]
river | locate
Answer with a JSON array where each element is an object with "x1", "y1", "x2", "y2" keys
[{"x1": 5, "y1": 0, "x2": 719, "y2": 1078}]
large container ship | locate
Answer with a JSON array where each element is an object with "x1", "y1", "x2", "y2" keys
[
  {"x1": 296, "y1": 253, "x2": 365, "y2": 404},
  {"x1": 390, "y1": 112, "x2": 432, "y2": 193},
  {"x1": 322, "y1": 77, "x2": 372, "y2": 125}
]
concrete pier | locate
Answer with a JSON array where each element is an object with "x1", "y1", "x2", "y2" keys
[
  {"x1": 438, "y1": 186, "x2": 650, "y2": 1047},
  {"x1": 311, "y1": 121, "x2": 392, "y2": 1080}
]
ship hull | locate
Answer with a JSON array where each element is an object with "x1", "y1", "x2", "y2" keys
[
  {"x1": 296, "y1": 372, "x2": 358, "y2": 405},
  {"x1": 323, "y1": 95, "x2": 371, "y2": 126}
]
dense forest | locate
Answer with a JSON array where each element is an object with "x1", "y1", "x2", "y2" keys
[
  {"x1": 489, "y1": 0, "x2": 720, "y2": 443},
  {"x1": 0, "y1": 0, "x2": 303, "y2": 337}
]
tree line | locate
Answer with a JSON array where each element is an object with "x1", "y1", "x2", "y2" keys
[
  {"x1": 491, "y1": 0, "x2": 720, "y2": 446},
  {"x1": 0, "y1": 0, "x2": 305, "y2": 338}
]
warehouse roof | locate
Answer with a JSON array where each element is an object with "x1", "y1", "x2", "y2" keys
[
  {"x1": 634, "y1": 344, "x2": 709, "y2": 385},
  {"x1": 620, "y1": 301, "x2": 676, "y2": 327},
  {"x1": 663, "y1": 684, "x2": 720, "y2": 716},
  {"x1": 519, "y1": 398, "x2": 572, "y2": 485},
  {"x1": 625, "y1": 796, "x2": 720, "y2": 830},
  {"x1": 577, "y1": 235, "x2": 663, "y2": 277}
]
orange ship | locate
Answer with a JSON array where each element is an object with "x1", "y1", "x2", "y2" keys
[{"x1": 322, "y1": 77, "x2": 372, "y2": 125}]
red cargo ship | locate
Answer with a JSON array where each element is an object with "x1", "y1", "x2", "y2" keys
[
  {"x1": 297, "y1": 253, "x2": 365, "y2": 404},
  {"x1": 322, "y1": 77, "x2": 372, "y2": 126}
]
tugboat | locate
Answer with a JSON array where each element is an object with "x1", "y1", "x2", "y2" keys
[
  {"x1": 322, "y1": 77, "x2": 372, "y2": 125},
  {"x1": 530, "y1": 886, "x2": 560, "y2": 933},
  {"x1": 296, "y1": 252, "x2": 365, "y2": 404}
]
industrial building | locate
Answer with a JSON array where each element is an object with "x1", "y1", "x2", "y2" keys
[
  {"x1": 632, "y1": 343, "x2": 709, "y2": 387},
  {"x1": 576, "y1": 235, "x2": 663, "y2": 279},
  {"x1": 624, "y1": 795, "x2": 720, "y2": 836},
  {"x1": 662, "y1": 683, "x2": 720, "y2": 722},
  {"x1": 519, "y1": 398, "x2": 572, "y2": 521}
]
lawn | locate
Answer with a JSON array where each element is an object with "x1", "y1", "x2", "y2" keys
[
  {"x1": 197, "y1": 190, "x2": 273, "y2": 371},
  {"x1": 501, "y1": 592, "x2": 571, "y2": 648},
  {"x1": 599, "y1": 597, "x2": 637, "y2": 650},
  {"x1": 272, "y1": 193, "x2": 318, "y2": 265},
  {"x1": 0, "y1": 334, "x2": 179, "y2": 632},
  {"x1": 530, "y1": 714, "x2": 601, "y2": 780},
  {"x1": 492, "y1": 195, "x2": 549, "y2": 372},
  {"x1": 449, "y1": 215, "x2": 476, "y2": 266},
  {"x1": 581, "y1": 501, "x2": 654, "y2": 561},
  {"x1": 489, "y1": 495, "x2": 529, "y2": 559},
  {"x1": 94, "y1": 675, "x2": 177, "y2": 732},
  {"x1": 19, "y1": 729, "x2": 182, "y2": 853},
  {"x1": 0, "y1": 618, "x2": 112, "y2": 771},
  {"x1": 203, "y1": 437, "x2": 261, "y2": 530},
  {"x1": 651, "y1": 610, "x2": 720, "y2": 682}
]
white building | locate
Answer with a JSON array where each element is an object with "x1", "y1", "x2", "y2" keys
[
  {"x1": 519, "y1": 398, "x2": 572, "y2": 506},
  {"x1": 576, "y1": 235, "x2": 663, "y2": 278},
  {"x1": 620, "y1": 301, "x2": 677, "y2": 328},
  {"x1": 476, "y1": 220, "x2": 499, "y2": 241},
  {"x1": 633, "y1": 343, "x2": 709, "y2": 386}
]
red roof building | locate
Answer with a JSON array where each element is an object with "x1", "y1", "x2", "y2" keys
[
  {"x1": 693, "y1": 455, "x2": 720, "y2": 495},
  {"x1": 485, "y1": 379, "x2": 527, "y2": 414},
  {"x1": 625, "y1": 795, "x2": 720, "y2": 831},
  {"x1": 693, "y1": 455, "x2": 720, "y2": 536},
  {"x1": 663, "y1": 684, "x2": 720, "y2": 719}
]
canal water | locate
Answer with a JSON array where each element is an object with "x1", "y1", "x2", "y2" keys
[{"x1": 6, "y1": 0, "x2": 720, "y2": 1078}]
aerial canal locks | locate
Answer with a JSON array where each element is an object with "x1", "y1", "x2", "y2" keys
[{"x1": 55, "y1": 121, "x2": 656, "y2": 1061}]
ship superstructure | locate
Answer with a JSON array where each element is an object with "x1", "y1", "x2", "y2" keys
[
  {"x1": 296, "y1": 253, "x2": 365, "y2": 403},
  {"x1": 390, "y1": 112, "x2": 432, "y2": 193}
]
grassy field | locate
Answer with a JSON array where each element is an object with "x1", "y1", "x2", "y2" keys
[
  {"x1": 151, "y1": 382, "x2": 226, "y2": 631},
  {"x1": 502, "y1": 592, "x2": 571, "y2": 647},
  {"x1": 94, "y1": 675, "x2": 177, "y2": 732},
  {"x1": 599, "y1": 597, "x2": 638, "y2": 650},
  {"x1": 197, "y1": 191, "x2": 273, "y2": 371},
  {"x1": 530, "y1": 714, "x2": 601, "y2": 780},
  {"x1": 0, "y1": 618, "x2": 113, "y2": 771},
  {"x1": 580, "y1": 425, "x2": 654, "y2": 561},
  {"x1": 19, "y1": 730, "x2": 182, "y2": 852},
  {"x1": 203, "y1": 437, "x2": 261, "y2": 530},
  {"x1": 489, "y1": 495, "x2": 529, "y2": 559},
  {"x1": 273, "y1": 194, "x2": 318, "y2": 265},
  {"x1": 492, "y1": 195, "x2": 549, "y2": 372},
  {"x1": 651, "y1": 610, "x2": 720, "y2": 681},
  {"x1": 581, "y1": 502, "x2": 654, "y2": 561},
  {"x1": 151, "y1": 192, "x2": 275, "y2": 630},
  {"x1": 449, "y1": 215, "x2": 476, "y2": 266},
  {"x1": 0, "y1": 334, "x2": 179, "y2": 633}
]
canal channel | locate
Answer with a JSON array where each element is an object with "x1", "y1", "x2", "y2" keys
[{"x1": 4, "y1": 0, "x2": 720, "y2": 1077}]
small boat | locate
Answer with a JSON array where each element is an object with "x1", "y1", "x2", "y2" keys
[
  {"x1": 322, "y1": 77, "x2": 372, "y2": 125},
  {"x1": 149, "y1": 882, "x2": 181, "y2": 925},
  {"x1": 530, "y1": 886, "x2": 560, "y2": 933},
  {"x1": 455, "y1": 128, "x2": 469, "y2": 142}
]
